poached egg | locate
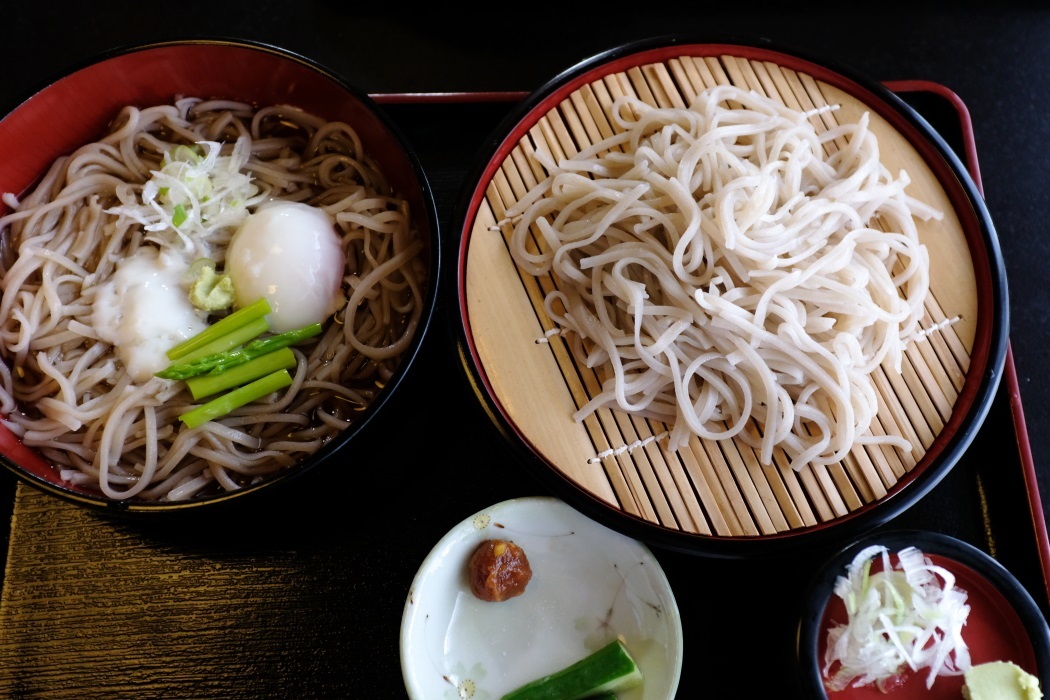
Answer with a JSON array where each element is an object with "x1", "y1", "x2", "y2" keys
[{"x1": 225, "y1": 201, "x2": 346, "y2": 333}]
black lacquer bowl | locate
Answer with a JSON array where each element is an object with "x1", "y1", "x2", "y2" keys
[{"x1": 797, "y1": 529, "x2": 1050, "y2": 698}]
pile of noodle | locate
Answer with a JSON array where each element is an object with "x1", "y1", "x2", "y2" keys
[
  {"x1": 0, "y1": 97, "x2": 427, "y2": 500},
  {"x1": 500, "y1": 84, "x2": 940, "y2": 470}
]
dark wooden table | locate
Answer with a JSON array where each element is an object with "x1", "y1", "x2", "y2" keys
[{"x1": 2, "y1": 8, "x2": 1050, "y2": 699}]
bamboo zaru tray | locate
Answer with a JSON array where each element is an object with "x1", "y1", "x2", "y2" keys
[{"x1": 452, "y1": 38, "x2": 1009, "y2": 557}]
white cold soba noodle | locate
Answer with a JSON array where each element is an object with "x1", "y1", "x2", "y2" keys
[
  {"x1": 502, "y1": 84, "x2": 940, "y2": 470},
  {"x1": 0, "y1": 98, "x2": 427, "y2": 500}
]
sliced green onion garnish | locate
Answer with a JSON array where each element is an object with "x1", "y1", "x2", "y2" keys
[
  {"x1": 822, "y1": 545, "x2": 971, "y2": 692},
  {"x1": 172, "y1": 203, "x2": 188, "y2": 227},
  {"x1": 169, "y1": 144, "x2": 203, "y2": 163}
]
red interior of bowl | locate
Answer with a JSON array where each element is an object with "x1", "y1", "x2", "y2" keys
[
  {"x1": 0, "y1": 42, "x2": 426, "y2": 215},
  {"x1": 0, "y1": 40, "x2": 431, "y2": 499}
]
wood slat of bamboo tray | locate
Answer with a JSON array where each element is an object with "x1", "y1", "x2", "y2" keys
[{"x1": 466, "y1": 54, "x2": 978, "y2": 538}]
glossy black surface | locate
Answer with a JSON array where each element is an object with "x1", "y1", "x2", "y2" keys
[{"x1": 2, "y1": 9, "x2": 1049, "y2": 700}]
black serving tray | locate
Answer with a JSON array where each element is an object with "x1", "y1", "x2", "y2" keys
[
  {"x1": 0, "y1": 83, "x2": 1045, "y2": 700},
  {"x1": 373, "y1": 83, "x2": 1050, "y2": 697}
]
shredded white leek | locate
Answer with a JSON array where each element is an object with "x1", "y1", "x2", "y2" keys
[
  {"x1": 105, "y1": 138, "x2": 261, "y2": 260},
  {"x1": 822, "y1": 544, "x2": 972, "y2": 692}
]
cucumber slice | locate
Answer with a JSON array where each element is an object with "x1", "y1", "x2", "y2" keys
[{"x1": 500, "y1": 638, "x2": 643, "y2": 700}]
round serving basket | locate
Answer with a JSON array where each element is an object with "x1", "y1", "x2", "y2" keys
[{"x1": 451, "y1": 36, "x2": 1008, "y2": 557}]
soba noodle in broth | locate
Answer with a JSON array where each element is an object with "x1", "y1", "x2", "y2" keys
[
  {"x1": 0, "y1": 97, "x2": 428, "y2": 501},
  {"x1": 500, "y1": 84, "x2": 940, "y2": 471}
]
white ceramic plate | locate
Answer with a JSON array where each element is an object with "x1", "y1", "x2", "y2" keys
[{"x1": 400, "y1": 496, "x2": 683, "y2": 700}]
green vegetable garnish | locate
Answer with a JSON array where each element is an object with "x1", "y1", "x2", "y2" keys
[
  {"x1": 170, "y1": 316, "x2": 270, "y2": 368},
  {"x1": 157, "y1": 323, "x2": 321, "y2": 381},
  {"x1": 185, "y1": 347, "x2": 296, "y2": 400},
  {"x1": 500, "y1": 638, "x2": 642, "y2": 700},
  {"x1": 178, "y1": 370, "x2": 293, "y2": 429},
  {"x1": 104, "y1": 140, "x2": 256, "y2": 252},
  {"x1": 172, "y1": 203, "x2": 188, "y2": 227},
  {"x1": 166, "y1": 297, "x2": 272, "y2": 361},
  {"x1": 158, "y1": 297, "x2": 325, "y2": 428},
  {"x1": 167, "y1": 144, "x2": 204, "y2": 164}
]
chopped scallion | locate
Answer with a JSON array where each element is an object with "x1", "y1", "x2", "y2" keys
[{"x1": 172, "y1": 203, "x2": 188, "y2": 227}]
